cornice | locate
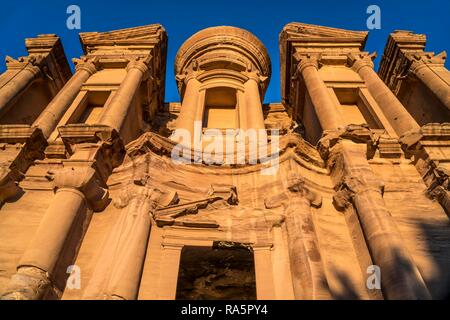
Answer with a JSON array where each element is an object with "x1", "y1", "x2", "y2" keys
[{"x1": 281, "y1": 22, "x2": 368, "y2": 47}]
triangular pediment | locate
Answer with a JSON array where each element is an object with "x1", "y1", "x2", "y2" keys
[{"x1": 282, "y1": 22, "x2": 368, "y2": 42}]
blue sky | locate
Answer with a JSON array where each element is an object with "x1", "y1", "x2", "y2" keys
[{"x1": 1, "y1": 0, "x2": 449, "y2": 103}]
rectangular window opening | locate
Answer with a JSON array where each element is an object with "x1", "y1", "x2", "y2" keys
[
  {"x1": 203, "y1": 87, "x2": 238, "y2": 129},
  {"x1": 71, "y1": 91, "x2": 112, "y2": 125}
]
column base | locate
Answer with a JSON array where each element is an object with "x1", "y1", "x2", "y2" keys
[{"x1": 1, "y1": 266, "x2": 51, "y2": 300}]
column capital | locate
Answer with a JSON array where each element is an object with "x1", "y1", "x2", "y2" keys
[
  {"x1": 114, "y1": 178, "x2": 178, "y2": 210},
  {"x1": 293, "y1": 53, "x2": 321, "y2": 74},
  {"x1": 243, "y1": 70, "x2": 267, "y2": 84},
  {"x1": 347, "y1": 52, "x2": 377, "y2": 72},
  {"x1": 126, "y1": 56, "x2": 152, "y2": 77},
  {"x1": 5, "y1": 55, "x2": 43, "y2": 77},
  {"x1": 175, "y1": 68, "x2": 204, "y2": 87},
  {"x1": 264, "y1": 173, "x2": 322, "y2": 209},
  {"x1": 0, "y1": 266, "x2": 50, "y2": 300},
  {"x1": 53, "y1": 166, "x2": 109, "y2": 212},
  {"x1": 73, "y1": 57, "x2": 99, "y2": 75},
  {"x1": 408, "y1": 51, "x2": 447, "y2": 74}
]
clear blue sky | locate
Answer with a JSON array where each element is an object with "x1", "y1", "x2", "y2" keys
[{"x1": 1, "y1": 0, "x2": 449, "y2": 103}]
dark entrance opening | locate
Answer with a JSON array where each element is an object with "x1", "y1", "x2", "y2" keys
[{"x1": 175, "y1": 241, "x2": 256, "y2": 300}]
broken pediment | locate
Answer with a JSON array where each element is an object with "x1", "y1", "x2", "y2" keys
[
  {"x1": 153, "y1": 184, "x2": 238, "y2": 227},
  {"x1": 280, "y1": 22, "x2": 368, "y2": 113},
  {"x1": 281, "y1": 22, "x2": 368, "y2": 44},
  {"x1": 120, "y1": 131, "x2": 326, "y2": 172}
]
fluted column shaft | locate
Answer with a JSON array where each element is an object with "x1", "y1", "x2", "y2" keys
[
  {"x1": 352, "y1": 58, "x2": 420, "y2": 136},
  {"x1": 0, "y1": 64, "x2": 41, "y2": 117},
  {"x1": 99, "y1": 60, "x2": 149, "y2": 132},
  {"x1": 298, "y1": 58, "x2": 345, "y2": 131},
  {"x1": 34, "y1": 60, "x2": 97, "y2": 138},
  {"x1": 412, "y1": 63, "x2": 450, "y2": 111}
]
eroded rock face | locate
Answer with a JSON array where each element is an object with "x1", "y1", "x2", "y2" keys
[{"x1": 176, "y1": 245, "x2": 256, "y2": 300}]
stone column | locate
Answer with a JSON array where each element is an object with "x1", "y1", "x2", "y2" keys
[
  {"x1": 0, "y1": 61, "x2": 41, "y2": 116},
  {"x1": 1, "y1": 166, "x2": 108, "y2": 300},
  {"x1": 98, "y1": 58, "x2": 150, "y2": 132},
  {"x1": 350, "y1": 54, "x2": 420, "y2": 136},
  {"x1": 244, "y1": 74, "x2": 266, "y2": 130},
  {"x1": 411, "y1": 61, "x2": 450, "y2": 111},
  {"x1": 82, "y1": 184, "x2": 176, "y2": 300},
  {"x1": 34, "y1": 58, "x2": 97, "y2": 138},
  {"x1": 174, "y1": 76, "x2": 201, "y2": 141},
  {"x1": 332, "y1": 140, "x2": 431, "y2": 300},
  {"x1": 297, "y1": 56, "x2": 345, "y2": 131}
]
